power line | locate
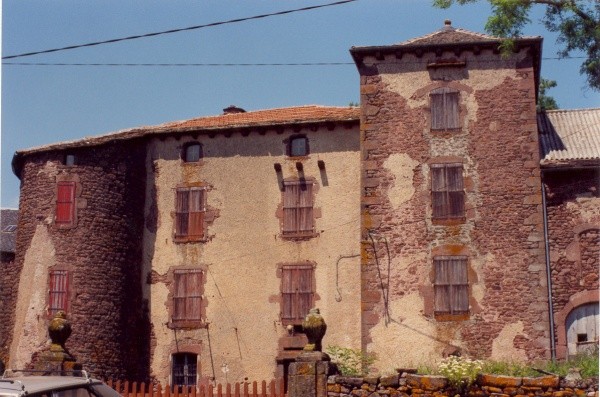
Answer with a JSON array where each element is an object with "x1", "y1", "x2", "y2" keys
[
  {"x1": 2, "y1": 0, "x2": 358, "y2": 60},
  {"x1": 2, "y1": 56, "x2": 586, "y2": 68}
]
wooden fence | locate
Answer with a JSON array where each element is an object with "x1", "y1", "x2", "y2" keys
[{"x1": 106, "y1": 379, "x2": 285, "y2": 397}]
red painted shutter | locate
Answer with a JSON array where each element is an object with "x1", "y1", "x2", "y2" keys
[
  {"x1": 176, "y1": 189, "x2": 189, "y2": 236},
  {"x1": 56, "y1": 182, "x2": 75, "y2": 224},
  {"x1": 49, "y1": 270, "x2": 68, "y2": 315},
  {"x1": 188, "y1": 188, "x2": 205, "y2": 238}
]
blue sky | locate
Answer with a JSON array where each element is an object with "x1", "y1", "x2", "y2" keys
[{"x1": 2, "y1": 0, "x2": 599, "y2": 207}]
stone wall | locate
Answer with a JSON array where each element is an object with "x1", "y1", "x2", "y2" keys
[
  {"x1": 543, "y1": 168, "x2": 600, "y2": 358},
  {"x1": 357, "y1": 46, "x2": 548, "y2": 369},
  {"x1": 9, "y1": 142, "x2": 150, "y2": 379},
  {"x1": 0, "y1": 252, "x2": 17, "y2": 369},
  {"x1": 328, "y1": 372, "x2": 598, "y2": 397}
]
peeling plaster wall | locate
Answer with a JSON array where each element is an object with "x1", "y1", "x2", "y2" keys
[
  {"x1": 143, "y1": 124, "x2": 361, "y2": 384},
  {"x1": 358, "y1": 46, "x2": 549, "y2": 370}
]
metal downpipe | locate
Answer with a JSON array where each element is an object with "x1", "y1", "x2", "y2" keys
[{"x1": 542, "y1": 180, "x2": 556, "y2": 361}]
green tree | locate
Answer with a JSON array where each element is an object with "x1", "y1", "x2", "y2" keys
[
  {"x1": 433, "y1": 0, "x2": 600, "y2": 91},
  {"x1": 538, "y1": 78, "x2": 559, "y2": 110}
]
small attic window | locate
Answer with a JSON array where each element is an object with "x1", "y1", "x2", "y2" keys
[
  {"x1": 183, "y1": 143, "x2": 202, "y2": 163},
  {"x1": 65, "y1": 154, "x2": 76, "y2": 166},
  {"x1": 288, "y1": 135, "x2": 309, "y2": 157}
]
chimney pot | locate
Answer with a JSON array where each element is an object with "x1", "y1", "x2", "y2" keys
[{"x1": 223, "y1": 105, "x2": 246, "y2": 114}]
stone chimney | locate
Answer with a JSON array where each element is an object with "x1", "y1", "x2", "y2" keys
[{"x1": 223, "y1": 105, "x2": 246, "y2": 115}]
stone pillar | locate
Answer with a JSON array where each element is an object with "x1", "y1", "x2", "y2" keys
[
  {"x1": 34, "y1": 311, "x2": 82, "y2": 374},
  {"x1": 288, "y1": 351, "x2": 331, "y2": 397}
]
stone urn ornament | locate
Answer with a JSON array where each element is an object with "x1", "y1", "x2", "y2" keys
[
  {"x1": 302, "y1": 308, "x2": 327, "y2": 351},
  {"x1": 48, "y1": 311, "x2": 72, "y2": 353}
]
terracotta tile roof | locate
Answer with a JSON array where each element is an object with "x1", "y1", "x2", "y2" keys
[
  {"x1": 538, "y1": 108, "x2": 600, "y2": 166},
  {"x1": 165, "y1": 105, "x2": 360, "y2": 129},
  {"x1": 15, "y1": 105, "x2": 360, "y2": 156}
]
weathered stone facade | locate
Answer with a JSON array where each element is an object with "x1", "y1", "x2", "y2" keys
[
  {"x1": 351, "y1": 25, "x2": 550, "y2": 370},
  {"x1": 8, "y1": 143, "x2": 150, "y2": 379}
]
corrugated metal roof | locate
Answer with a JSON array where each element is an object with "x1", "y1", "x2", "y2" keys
[
  {"x1": 1, "y1": 208, "x2": 18, "y2": 254},
  {"x1": 538, "y1": 108, "x2": 600, "y2": 165}
]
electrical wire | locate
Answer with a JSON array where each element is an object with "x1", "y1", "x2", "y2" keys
[
  {"x1": 2, "y1": 56, "x2": 586, "y2": 67},
  {"x1": 2, "y1": 0, "x2": 358, "y2": 60}
]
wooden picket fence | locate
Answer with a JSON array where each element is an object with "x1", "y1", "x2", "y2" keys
[{"x1": 106, "y1": 379, "x2": 285, "y2": 397}]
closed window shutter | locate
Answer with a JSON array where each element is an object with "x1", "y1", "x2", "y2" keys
[
  {"x1": 431, "y1": 164, "x2": 464, "y2": 219},
  {"x1": 173, "y1": 270, "x2": 203, "y2": 322},
  {"x1": 49, "y1": 270, "x2": 68, "y2": 315},
  {"x1": 283, "y1": 181, "x2": 314, "y2": 236},
  {"x1": 431, "y1": 88, "x2": 459, "y2": 130},
  {"x1": 434, "y1": 257, "x2": 468, "y2": 315},
  {"x1": 176, "y1": 190, "x2": 189, "y2": 236},
  {"x1": 281, "y1": 265, "x2": 314, "y2": 323},
  {"x1": 56, "y1": 182, "x2": 75, "y2": 224},
  {"x1": 188, "y1": 188, "x2": 205, "y2": 237}
]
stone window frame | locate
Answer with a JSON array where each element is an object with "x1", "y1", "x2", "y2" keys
[
  {"x1": 277, "y1": 178, "x2": 321, "y2": 240},
  {"x1": 277, "y1": 262, "x2": 317, "y2": 326},
  {"x1": 172, "y1": 182, "x2": 218, "y2": 244},
  {"x1": 171, "y1": 351, "x2": 199, "y2": 387},
  {"x1": 166, "y1": 266, "x2": 208, "y2": 330}
]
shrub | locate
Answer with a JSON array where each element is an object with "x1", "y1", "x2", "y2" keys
[
  {"x1": 437, "y1": 356, "x2": 483, "y2": 392},
  {"x1": 325, "y1": 345, "x2": 376, "y2": 376}
]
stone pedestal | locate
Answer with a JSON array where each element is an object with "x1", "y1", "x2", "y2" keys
[{"x1": 288, "y1": 351, "x2": 331, "y2": 397}]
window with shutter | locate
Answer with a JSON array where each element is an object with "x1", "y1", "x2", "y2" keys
[
  {"x1": 172, "y1": 269, "x2": 204, "y2": 327},
  {"x1": 281, "y1": 264, "x2": 314, "y2": 325},
  {"x1": 434, "y1": 256, "x2": 469, "y2": 316},
  {"x1": 172, "y1": 353, "x2": 197, "y2": 387},
  {"x1": 431, "y1": 163, "x2": 465, "y2": 219},
  {"x1": 430, "y1": 87, "x2": 460, "y2": 130},
  {"x1": 56, "y1": 181, "x2": 76, "y2": 226},
  {"x1": 282, "y1": 180, "x2": 315, "y2": 238},
  {"x1": 175, "y1": 187, "x2": 206, "y2": 241},
  {"x1": 49, "y1": 270, "x2": 69, "y2": 316}
]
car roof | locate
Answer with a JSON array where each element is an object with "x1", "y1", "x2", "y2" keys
[{"x1": 0, "y1": 376, "x2": 101, "y2": 395}]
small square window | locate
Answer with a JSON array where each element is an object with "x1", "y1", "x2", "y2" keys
[
  {"x1": 183, "y1": 143, "x2": 202, "y2": 162},
  {"x1": 289, "y1": 136, "x2": 308, "y2": 157},
  {"x1": 65, "y1": 155, "x2": 76, "y2": 166}
]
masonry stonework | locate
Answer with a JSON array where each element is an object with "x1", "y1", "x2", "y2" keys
[{"x1": 9, "y1": 143, "x2": 151, "y2": 379}]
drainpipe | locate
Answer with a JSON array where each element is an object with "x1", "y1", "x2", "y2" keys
[{"x1": 541, "y1": 178, "x2": 556, "y2": 361}]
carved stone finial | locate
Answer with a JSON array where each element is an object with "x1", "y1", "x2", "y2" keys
[{"x1": 302, "y1": 308, "x2": 327, "y2": 352}]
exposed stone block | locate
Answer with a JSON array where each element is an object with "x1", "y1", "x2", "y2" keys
[{"x1": 478, "y1": 374, "x2": 522, "y2": 388}]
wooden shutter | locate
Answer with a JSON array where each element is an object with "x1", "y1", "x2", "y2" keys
[
  {"x1": 431, "y1": 164, "x2": 464, "y2": 219},
  {"x1": 283, "y1": 181, "x2": 314, "y2": 236},
  {"x1": 49, "y1": 270, "x2": 68, "y2": 315},
  {"x1": 56, "y1": 182, "x2": 75, "y2": 224},
  {"x1": 173, "y1": 270, "x2": 203, "y2": 322},
  {"x1": 188, "y1": 188, "x2": 205, "y2": 237},
  {"x1": 434, "y1": 257, "x2": 468, "y2": 315},
  {"x1": 431, "y1": 88, "x2": 459, "y2": 130},
  {"x1": 281, "y1": 265, "x2": 314, "y2": 323},
  {"x1": 175, "y1": 189, "x2": 190, "y2": 236}
]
